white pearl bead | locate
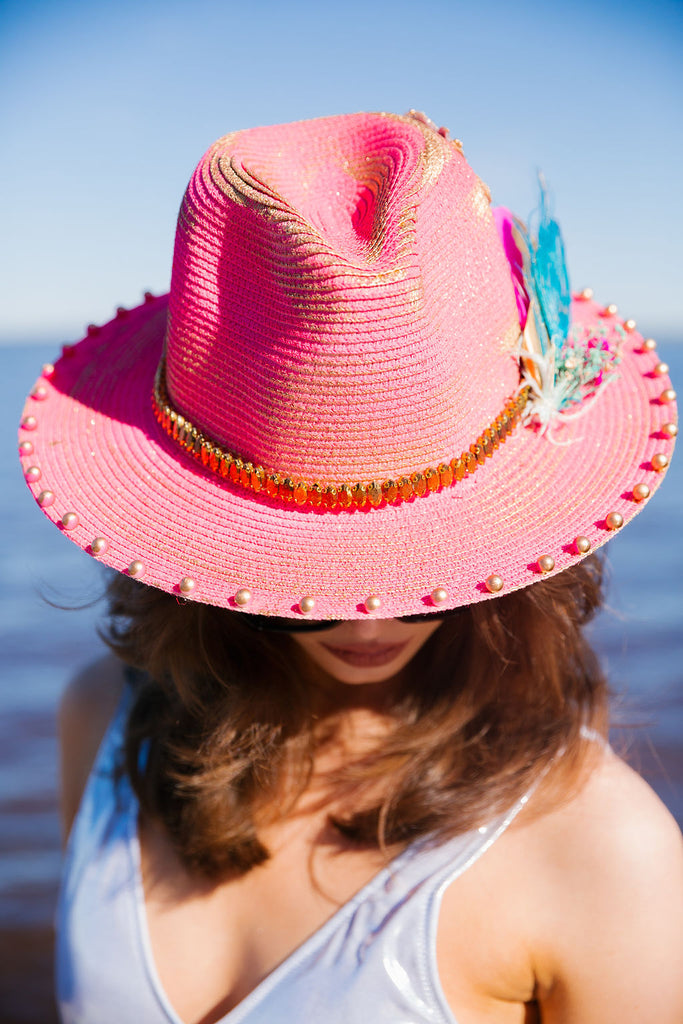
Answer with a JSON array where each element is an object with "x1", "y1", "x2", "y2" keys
[
  {"x1": 179, "y1": 577, "x2": 196, "y2": 595},
  {"x1": 642, "y1": 338, "x2": 657, "y2": 352},
  {"x1": 234, "y1": 588, "x2": 252, "y2": 606},
  {"x1": 25, "y1": 466, "x2": 41, "y2": 482},
  {"x1": 485, "y1": 575, "x2": 503, "y2": 593},
  {"x1": 661, "y1": 422, "x2": 678, "y2": 439},
  {"x1": 605, "y1": 511, "x2": 623, "y2": 530},
  {"x1": 538, "y1": 555, "x2": 555, "y2": 573},
  {"x1": 37, "y1": 490, "x2": 55, "y2": 507},
  {"x1": 62, "y1": 512, "x2": 79, "y2": 530},
  {"x1": 431, "y1": 586, "x2": 448, "y2": 605},
  {"x1": 299, "y1": 596, "x2": 316, "y2": 614},
  {"x1": 18, "y1": 440, "x2": 34, "y2": 456},
  {"x1": 21, "y1": 415, "x2": 37, "y2": 431},
  {"x1": 91, "y1": 537, "x2": 108, "y2": 555},
  {"x1": 31, "y1": 385, "x2": 48, "y2": 401},
  {"x1": 653, "y1": 362, "x2": 669, "y2": 377},
  {"x1": 574, "y1": 535, "x2": 591, "y2": 554},
  {"x1": 128, "y1": 560, "x2": 144, "y2": 578},
  {"x1": 651, "y1": 453, "x2": 669, "y2": 472},
  {"x1": 365, "y1": 594, "x2": 381, "y2": 612},
  {"x1": 632, "y1": 483, "x2": 650, "y2": 502},
  {"x1": 659, "y1": 388, "x2": 676, "y2": 405},
  {"x1": 623, "y1": 319, "x2": 637, "y2": 332}
]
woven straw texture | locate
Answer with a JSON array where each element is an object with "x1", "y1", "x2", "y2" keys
[{"x1": 18, "y1": 113, "x2": 677, "y2": 619}]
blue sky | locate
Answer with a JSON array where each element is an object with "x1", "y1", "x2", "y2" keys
[{"x1": 1, "y1": 0, "x2": 681, "y2": 342}]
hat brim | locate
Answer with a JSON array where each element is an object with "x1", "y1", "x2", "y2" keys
[{"x1": 19, "y1": 294, "x2": 677, "y2": 619}]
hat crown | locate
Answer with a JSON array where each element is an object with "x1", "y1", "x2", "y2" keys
[{"x1": 165, "y1": 112, "x2": 521, "y2": 482}]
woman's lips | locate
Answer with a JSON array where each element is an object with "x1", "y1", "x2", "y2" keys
[{"x1": 320, "y1": 641, "x2": 409, "y2": 668}]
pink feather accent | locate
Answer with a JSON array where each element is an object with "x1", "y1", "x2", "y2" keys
[{"x1": 493, "y1": 206, "x2": 529, "y2": 328}]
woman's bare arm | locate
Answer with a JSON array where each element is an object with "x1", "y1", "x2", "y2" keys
[{"x1": 57, "y1": 653, "x2": 126, "y2": 844}]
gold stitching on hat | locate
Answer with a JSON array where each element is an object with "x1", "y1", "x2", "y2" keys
[{"x1": 152, "y1": 357, "x2": 530, "y2": 511}]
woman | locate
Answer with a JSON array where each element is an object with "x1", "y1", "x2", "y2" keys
[{"x1": 20, "y1": 110, "x2": 682, "y2": 1022}]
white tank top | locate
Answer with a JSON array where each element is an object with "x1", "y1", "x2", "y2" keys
[{"x1": 56, "y1": 687, "x2": 537, "y2": 1024}]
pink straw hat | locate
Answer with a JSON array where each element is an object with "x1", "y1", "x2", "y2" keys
[{"x1": 18, "y1": 111, "x2": 678, "y2": 620}]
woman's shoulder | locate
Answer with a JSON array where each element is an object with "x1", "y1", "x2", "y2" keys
[
  {"x1": 58, "y1": 653, "x2": 128, "y2": 843},
  {"x1": 437, "y1": 749, "x2": 683, "y2": 1022},
  {"x1": 511, "y1": 749, "x2": 683, "y2": 1019},
  {"x1": 457, "y1": 746, "x2": 681, "y2": 899},
  {"x1": 526, "y1": 746, "x2": 682, "y2": 891}
]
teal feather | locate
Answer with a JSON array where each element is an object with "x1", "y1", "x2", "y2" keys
[
  {"x1": 530, "y1": 178, "x2": 571, "y2": 348},
  {"x1": 514, "y1": 177, "x2": 622, "y2": 433},
  {"x1": 517, "y1": 177, "x2": 571, "y2": 355}
]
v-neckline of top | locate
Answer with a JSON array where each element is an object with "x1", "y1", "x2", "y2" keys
[{"x1": 126, "y1": 793, "x2": 430, "y2": 1024}]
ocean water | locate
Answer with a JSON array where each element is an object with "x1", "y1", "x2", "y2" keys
[{"x1": 1, "y1": 339, "x2": 682, "y2": 1022}]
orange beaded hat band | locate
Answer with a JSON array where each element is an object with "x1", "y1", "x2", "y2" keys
[
  {"x1": 18, "y1": 111, "x2": 677, "y2": 619},
  {"x1": 152, "y1": 354, "x2": 532, "y2": 509}
]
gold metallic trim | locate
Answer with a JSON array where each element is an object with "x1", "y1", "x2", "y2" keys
[{"x1": 152, "y1": 358, "x2": 530, "y2": 510}]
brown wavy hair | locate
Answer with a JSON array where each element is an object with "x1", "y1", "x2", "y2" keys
[{"x1": 104, "y1": 555, "x2": 608, "y2": 878}]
